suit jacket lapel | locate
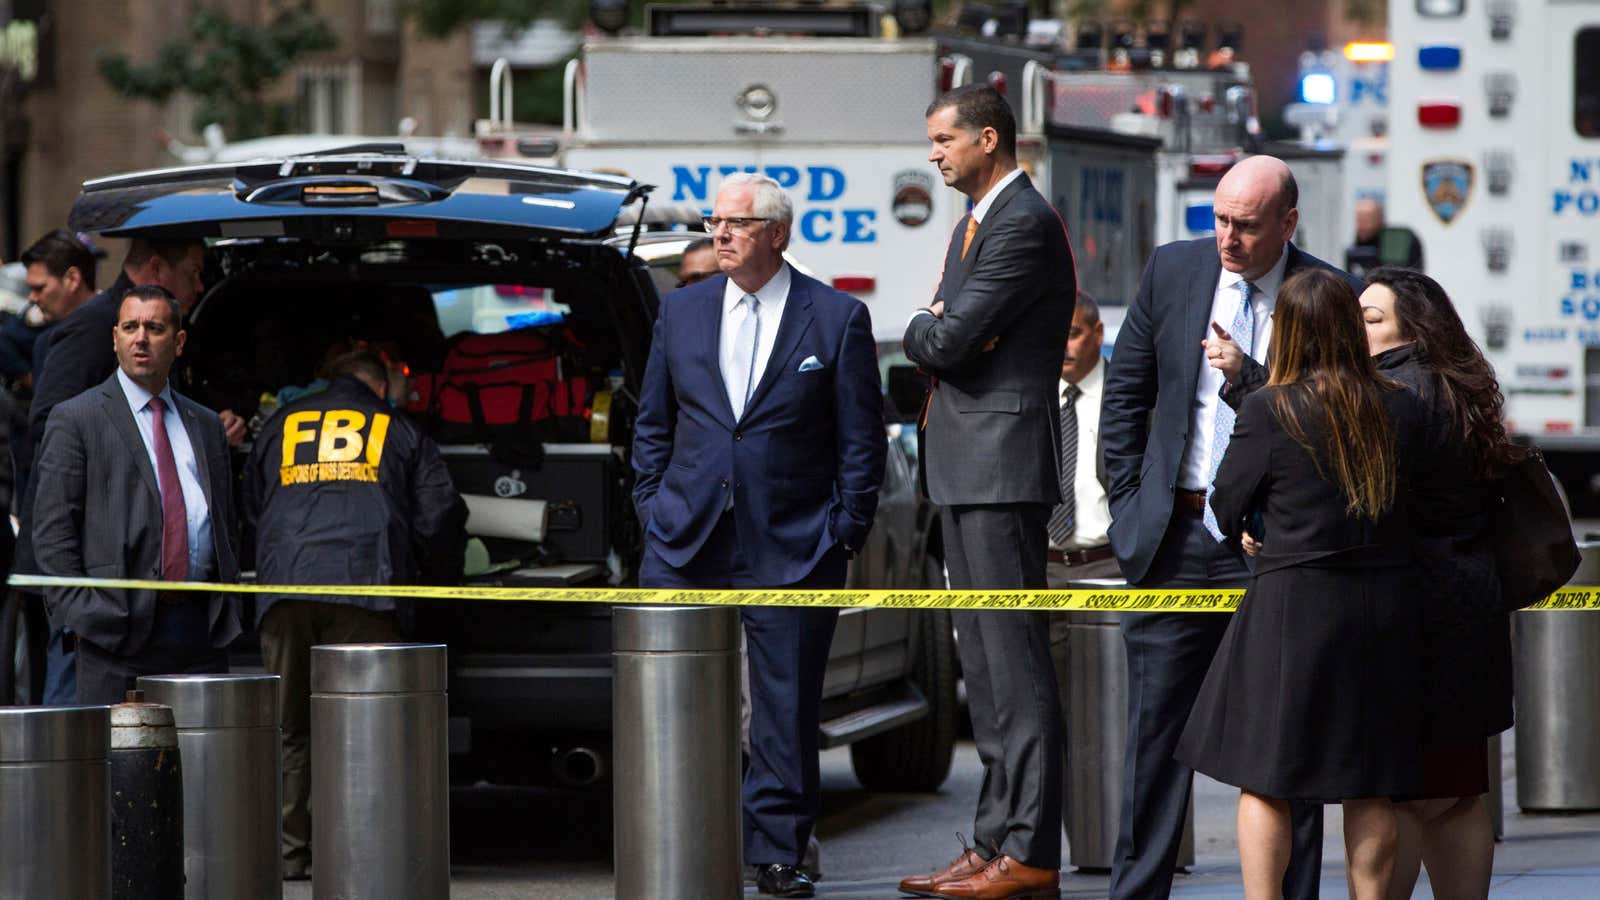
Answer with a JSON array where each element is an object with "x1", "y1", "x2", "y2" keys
[
  {"x1": 698, "y1": 281, "x2": 738, "y2": 428},
  {"x1": 98, "y1": 377, "x2": 161, "y2": 502},
  {"x1": 1183, "y1": 242, "x2": 1223, "y2": 398},
  {"x1": 742, "y1": 275, "x2": 814, "y2": 419},
  {"x1": 939, "y1": 213, "x2": 970, "y2": 298},
  {"x1": 962, "y1": 172, "x2": 1032, "y2": 267}
]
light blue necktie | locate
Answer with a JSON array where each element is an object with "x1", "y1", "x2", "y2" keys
[
  {"x1": 729, "y1": 293, "x2": 762, "y2": 420},
  {"x1": 1203, "y1": 280, "x2": 1255, "y2": 541}
]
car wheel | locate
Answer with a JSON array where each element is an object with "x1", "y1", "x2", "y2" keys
[
  {"x1": 0, "y1": 590, "x2": 44, "y2": 705},
  {"x1": 848, "y1": 604, "x2": 957, "y2": 792}
]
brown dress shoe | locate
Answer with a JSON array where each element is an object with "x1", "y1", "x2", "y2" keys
[
  {"x1": 898, "y1": 848, "x2": 991, "y2": 897},
  {"x1": 931, "y1": 854, "x2": 1059, "y2": 900}
]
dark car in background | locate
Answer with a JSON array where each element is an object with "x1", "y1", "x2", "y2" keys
[{"x1": 2, "y1": 149, "x2": 954, "y2": 792}]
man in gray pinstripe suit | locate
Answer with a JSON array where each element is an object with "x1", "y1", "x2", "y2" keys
[{"x1": 32, "y1": 285, "x2": 241, "y2": 705}]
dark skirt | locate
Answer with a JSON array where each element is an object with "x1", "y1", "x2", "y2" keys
[
  {"x1": 1176, "y1": 564, "x2": 1425, "y2": 801},
  {"x1": 1415, "y1": 539, "x2": 1514, "y2": 742}
]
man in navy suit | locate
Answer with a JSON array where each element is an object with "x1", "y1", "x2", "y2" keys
[
  {"x1": 632, "y1": 172, "x2": 886, "y2": 899},
  {"x1": 1101, "y1": 156, "x2": 1362, "y2": 900}
]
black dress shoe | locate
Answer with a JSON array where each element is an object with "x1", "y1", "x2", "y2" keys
[{"x1": 756, "y1": 863, "x2": 816, "y2": 898}]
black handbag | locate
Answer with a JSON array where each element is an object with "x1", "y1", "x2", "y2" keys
[{"x1": 1489, "y1": 449, "x2": 1581, "y2": 610}]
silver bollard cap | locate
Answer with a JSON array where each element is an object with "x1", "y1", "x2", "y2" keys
[
  {"x1": 138, "y1": 674, "x2": 281, "y2": 729},
  {"x1": 613, "y1": 605, "x2": 740, "y2": 653},
  {"x1": 311, "y1": 643, "x2": 448, "y2": 695},
  {"x1": 0, "y1": 706, "x2": 110, "y2": 762}
]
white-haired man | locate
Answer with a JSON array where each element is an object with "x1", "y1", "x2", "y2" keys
[{"x1": 632, "y1": 173, "x2": 886, "y2": 898}]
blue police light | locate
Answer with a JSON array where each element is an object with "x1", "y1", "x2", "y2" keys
[
  {"x1": 1299, "y1": 72, "x2": 1336, "y2": 105},
  {"x1": 1417, "y1": 45, "x2": 1462, "y2": 70}
]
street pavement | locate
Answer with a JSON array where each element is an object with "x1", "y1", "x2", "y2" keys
[{"x1": 283, "y1": 733, "x2": 1600, "y2": 899}]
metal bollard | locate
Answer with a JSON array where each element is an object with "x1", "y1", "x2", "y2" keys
[
  {"x1": 110, "y1": 691, "x2": 183, "y2": 900},
  {"x1": 1514, "y1": 542, "x2": 1600, "y2": 811},
  {"x1": 311, "y1": 643, "x2": 450, "y2": 900},
  {"x1": 613, "y1": 606, "x2": 742, "y2": 900},
  {"x1": 0, "y1": 706, "x2": 111, "y2": 899},
  {"x1": 1063, "y1": 610, "x2": 1194, "y2": 871},
  {"x1": 140, "y1": 674, "x2": 281, "y2": 900}
]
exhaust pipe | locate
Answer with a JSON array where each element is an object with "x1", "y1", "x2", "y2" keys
[{"x1": 553, "y1": 746, "x2": 607, "y2": 787}]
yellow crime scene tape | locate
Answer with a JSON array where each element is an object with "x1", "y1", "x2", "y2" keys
[{"x1": 9, "y1": 574, "x2": 1600, "y2": 611}]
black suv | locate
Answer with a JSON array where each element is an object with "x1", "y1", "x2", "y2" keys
[{"x1": 2, "y1": 149, "x2": 954, "y2": 792}]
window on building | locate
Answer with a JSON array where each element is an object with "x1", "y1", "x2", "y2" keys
[
  {"x1": 1578, "y1": 28, "x2": 1600, "y2": 138},
  {"x1": 297, "y1": 63, "x2": 361, "y2": 135}
]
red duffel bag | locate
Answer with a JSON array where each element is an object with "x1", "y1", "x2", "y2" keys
[{"x1": 410, "y1": 327, "x2": 592, "y2": 442}]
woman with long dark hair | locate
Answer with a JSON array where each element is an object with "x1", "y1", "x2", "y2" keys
[
  {"x1": 1362, "y1": 266, "x2": 1521, "y2": 900},
  {"x1": 1176, "y1": 268, "x2": 1428, "y2": 900}
]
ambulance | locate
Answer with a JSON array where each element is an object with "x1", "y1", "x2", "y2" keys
[{"x1": 1385, "y1": 0, "x2": 1600, "y2": 503}]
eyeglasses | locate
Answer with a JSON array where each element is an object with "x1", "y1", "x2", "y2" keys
[
  {"x1": 676, "y1": 270, "x2": 718, "y2": 289},
  {"x1": 702, "y1": 216, "x2": 772, "y2": 235}
]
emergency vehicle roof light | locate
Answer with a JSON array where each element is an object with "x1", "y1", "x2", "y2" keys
[
  {"x1": 1417, "y1": 101, "x2": 1462, "y2": 127},
  {"x1": 1418, "y1": 44, "x2": 1463, "y2": 70},
  {"x1": 832, "y1": 276, "x2": 876, "y2": 293},
  {"x1": 1344, "y1": 41, "x2": 1394, "y2": 62},
  {"x1": 590, "y1": 0, "x2": 627, "y2": 35},
  {"x1": 1417, "y1": 0, "x2": 1466, "y2": 17},
  {"x1": 894, "y1": 0, "x2": 931, "y2": 35},
  {"x1": 1299, "y1": 72, "x2": 1336, "y2": 105}
]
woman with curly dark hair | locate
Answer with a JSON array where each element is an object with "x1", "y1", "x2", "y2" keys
[
  {"x1": 1178, "y1": 268, "x2": 1429, "y2": 900},
  {"x1": 1360, "y1": 265, "x2": 1522, "y2": 900}
]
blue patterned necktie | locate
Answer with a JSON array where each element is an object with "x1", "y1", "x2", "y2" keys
[
  {"x1": 1203, "y1": 280, "x2": 1255, "y2": 541},
  {"x1": 728, "y1": 293, "x2": 762, "y2": 420}
]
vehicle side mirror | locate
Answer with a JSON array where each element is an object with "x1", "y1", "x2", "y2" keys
[{"x1": 886, "y1": 364, "x2": 928, "y2": 424}]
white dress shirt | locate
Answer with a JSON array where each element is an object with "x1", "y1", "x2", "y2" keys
[
  {"x1": 1177, "y1": 246, "x2": 1290, "y2": 491},
  {"x1": 116, "y1": 368, "x2": 214, "y2": 578},
  {"x1": 1054, "y1": 359, "x2": 1112, "y2": 551},
  {"x1": 721, "y1": 262, "x2": 791, "y2": 420},
  {"x1": 908, "y1": 166, "x2": 1027, "y2": 327},
  {"x1": 969, "y1": 166, "x2": 1026, "y2": 225}
]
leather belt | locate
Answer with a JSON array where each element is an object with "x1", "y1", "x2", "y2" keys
[
  {"x1": 1048, "y1": 544, "x2": 1115, "y2": 566},
  {"x1": 157, "y1": 590, "x2": 201, "y2": 606},
  {"x1": 1175, "y1": 489, "x2": 1207, "y2": 515}
]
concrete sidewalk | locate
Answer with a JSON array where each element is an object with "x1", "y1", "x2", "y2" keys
[{"x1": 804, "y1": 735, "x2": 1600, "y2": 899}]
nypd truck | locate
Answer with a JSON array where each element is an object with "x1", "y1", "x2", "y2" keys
[
  {"x1": 1386, "y1": 0, "x2": 1600, "y2": 507},
  {"x1": 488, "y1": 2, "x2": 1165, "y2": 337}
]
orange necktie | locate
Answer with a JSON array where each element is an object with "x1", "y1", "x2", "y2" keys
[{"x1": 960, "y1": 216, "x2": 978, "y2": 260}]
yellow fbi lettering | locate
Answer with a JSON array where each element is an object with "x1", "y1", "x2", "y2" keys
[{"x1": 280, "y1": 409, "x2": 391, "y2": 485}]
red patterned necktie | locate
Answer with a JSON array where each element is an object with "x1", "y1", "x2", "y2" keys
[{"x1": 148, "y1": 396, "x2": 189, "y2": 581}]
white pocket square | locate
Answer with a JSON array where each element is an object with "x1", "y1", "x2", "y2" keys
[{"x1": 798, "y1": 356, "x2": 825, "y2": 372}]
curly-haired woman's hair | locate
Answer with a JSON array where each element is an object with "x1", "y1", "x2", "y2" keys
[
  {"x1": 1364, "y1": 266, "x2": 1525, "y2": 477},
  {"x1": 1268, "y1": 269, "x2": 1397, "y2": 519}
]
